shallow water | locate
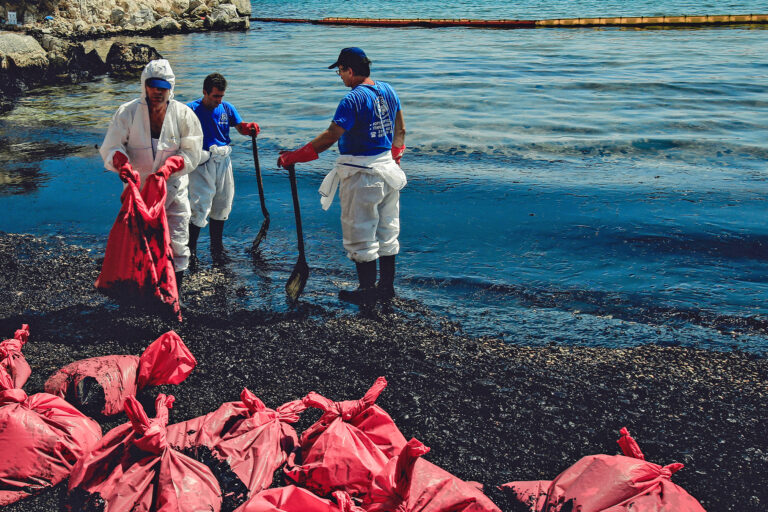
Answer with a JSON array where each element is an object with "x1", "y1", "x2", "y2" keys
[{"x1": 0, "y1": 1, "x2": 766, "y2": 353}]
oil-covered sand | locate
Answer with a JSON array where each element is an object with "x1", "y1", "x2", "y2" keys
[{"x1": 1, "y1": 232, "x2": 766, "y2": 512}]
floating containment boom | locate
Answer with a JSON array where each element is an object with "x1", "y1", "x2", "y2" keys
[{"x1": 249, "y1": 14, "x2": 768, "y2": 29}]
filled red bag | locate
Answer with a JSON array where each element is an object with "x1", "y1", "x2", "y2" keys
[
  {"x1": 234, "y1": 486, "x2": 363, "y2": 512},
  {"x1": 44, "y1": 330, "x2": 196, "y2": 416},
  {"x1": 68, "y1": 394, "x2": 222, "y2": 512},
  {"x1": 284, "y1": 376, "x2": 407, "y2": 497},
  {"x1": 95, "y1": 166, "x2": 181, "y2": 320},
  {"x1": 499, "y1": 427, "x2": 707, "y2": 512},
  {"x1": 364, "y1": 438, "x2": 502, "y2": 512},
  {"x1": 0, "y1": 323, "x2": 31, "y2": 389},
  {"x1": 167, "y1": 389, "x2": 307, "y2": 508},
  {"x1": 0, "y1": 366, "x2": 102, "y2": 506}
]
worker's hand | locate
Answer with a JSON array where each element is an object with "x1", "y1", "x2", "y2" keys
[
  {"x1": 239, "y1": 122, "x2": 260, "y2": 136},
  {"x1": 277, "y1": 143, "x2": 319, "y2": 169},
  {"x1": 112, "y1": 151, "x2": 129, "y2": 170},
  {"x1": 155, "y1": 155, "x2": 185, "y2": 180},
  {"x1": 391, "y1": 145, "x2": 405, "y2": 165},
  {"x1": 164, "y1": 155, "x2": 185, "y2": 173},
  {"x1": 119, "y1": 165, "x2": 140, "y2": 186}
]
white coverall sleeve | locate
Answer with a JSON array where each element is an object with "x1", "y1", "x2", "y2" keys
[
  {"x1": 172, "y1": 104, "x2": 203, "y2": 177},
  {"x1": 99, "y1": 105, "x2": 133, "y2": 173}
]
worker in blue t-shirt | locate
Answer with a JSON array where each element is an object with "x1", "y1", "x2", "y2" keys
[
  {"x1": 187, "y1": 73, "x2": 259, "y2": 267},
  {"x1": 277, "y1": 48, "x2": 407, "y2": 306}
]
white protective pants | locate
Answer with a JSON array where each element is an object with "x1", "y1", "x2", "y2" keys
[
  {"x1": 189, "y1": 144, "x2": 234, "y2": 228},
  {"x1": 319, "y1": 152, "x2": 407, "y2": 263},
  {"x1": 166, "y1": 175, "x2": 191, "y2": 271}
]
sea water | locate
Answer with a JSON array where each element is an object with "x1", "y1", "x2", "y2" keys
[{"x1": 0, "y1": 1, "x2": 766, "y2": 352}]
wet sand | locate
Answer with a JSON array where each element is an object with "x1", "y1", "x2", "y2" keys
[{"x1": 1, "y1": 232, "x2": 765, "y2": 512}]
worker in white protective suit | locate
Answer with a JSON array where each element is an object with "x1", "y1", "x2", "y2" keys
[
  {"x1": 277, "y1": 48, "x2": 407, "y2": 306},
  {"x1": 186, "y1": 72, "x2": 260, "y2": 268},
  {"x1": 99, "y1": 59, "x2": 203, "y2": 301}
]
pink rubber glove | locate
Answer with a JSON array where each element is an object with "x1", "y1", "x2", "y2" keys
[
  {"x1": 240, "y1": 122, "x2": 260, "y2": 136},
  {"x1": 277, "y1": 143, "x2": 318, "y2": 169},
  {"x1": 155, "y1": 155, "x2": 185, "y2": 180},
  {"x1": 391, "y1": 144, "x2": 405, "y2": 165}
]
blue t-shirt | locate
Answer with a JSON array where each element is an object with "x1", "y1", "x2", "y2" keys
[
  {"x1": 332, "y1": 81, "x2": 401, "y2": 156},
  {"x1": 187, "y1": 99, "x2": 243, "y2": 149}
]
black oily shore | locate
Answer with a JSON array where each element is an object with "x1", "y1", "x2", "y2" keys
[{"x1": 0, "y1": 232, "x2": 766, "y2": 512}]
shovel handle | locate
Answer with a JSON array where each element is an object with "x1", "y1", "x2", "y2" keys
[
  {"x1": 251, "y1": 133, "x2": 269, "y2": 220},
  {"x1": 287, "y1": 164, "x2": 305, "y2": 257}
]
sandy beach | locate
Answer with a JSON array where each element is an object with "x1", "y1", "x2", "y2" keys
[{"x1": 0, "y1": 231, "x2": 765, "y2": 511}]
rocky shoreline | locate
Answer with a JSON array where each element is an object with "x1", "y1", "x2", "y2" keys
[
  {"x1": 0, "y1": 231, "x2": 766, "y2": 511},
  {"x1": 0, "y1": 0, "x2": 250, "y2": 113}
]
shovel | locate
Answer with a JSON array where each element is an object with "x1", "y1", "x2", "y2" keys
[
  {"x1": 285, "y1": 163, "x2": 309, "y2": 302},
  {"x1": 250, "y1": 131, "x2": 270, "y2": 251}
]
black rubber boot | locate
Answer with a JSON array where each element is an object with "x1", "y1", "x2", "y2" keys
[
  {"x1": 339, "y1": 260, "x2": 377, "y2": 306},
  {"x1": 377, "y1": 255, "x2": 396, "y2": 300},
  {"x1": 175, "y1": 270, "x2": 185, "y2": 309},
  {"x1": 209, "y1": 219, "x2": 230, "y2": 264},
  {"x1": 188, "y1": 223, "x2": 201, "y2": 272}
]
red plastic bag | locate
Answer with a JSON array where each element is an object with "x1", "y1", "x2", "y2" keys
[
  {"x1": 44, "y1": 330, "x2": 196, "y2": 416},
  {"x1": 0, "y1": 323, "x2": 31, "y2": 389},
  {"x1": 365, "y1": 438, "x2": 502, "y2": 512},
  {"x1": 284, "y1": 376, "x2": 407, "y2": 497},
  {"x1": 68, "y1": 394, "x2": 223, "y2": 512},
  {"x1": 167, "y1": 389, "x2": 307, "y2": 508},
  {"x1": 234, "y1": 487, "x2": 364, "y2": 512},
  {"x1": 0, "y1": 366, "x2": 102, "y2": 506},
  {"x1": 500, "y1": 428, "x2": 707, "y2": 512},
  {"x1": 95, "y1": 168, "x2": 180, "y2": 320}
]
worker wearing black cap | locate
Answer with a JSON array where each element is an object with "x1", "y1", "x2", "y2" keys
[{"x1": 277, "y1": 47, "x2": 407, "y2": 306}]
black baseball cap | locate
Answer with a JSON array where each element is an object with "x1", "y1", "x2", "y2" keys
[{"x1": 328, "y1": 47, "x2": 370, "y2": 69}]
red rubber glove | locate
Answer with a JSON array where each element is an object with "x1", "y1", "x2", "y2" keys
[
  {"x1": 119, "y1": 165, "x2": 140, "y2": 185},
  {"x1": 391, "y1": 144, "x2": 405, "y2": 165},
  {"x1": 155, "y1": 155, "x2": 185, "y2": 180},
  {"x1": 277, "y1": 142, "x2": 319, "y2": 169},
  {"x1": 240, "y1": 122, "x2": 260, "y2": 136},
  {"x1": 113, "y1": 151, "x2": 129, "y2": 170}
]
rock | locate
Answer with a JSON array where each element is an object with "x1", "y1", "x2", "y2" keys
[
  {"x1": 186, "y1": 0, "x2": 206, "y2": 14},
  {"x1": 223, "y1": 0, "x2": 251, "y2": 16},
  {"x1": 109, "y1": 8, "x2": 126, "y2": 25},
  {"x1": 105, "y1": 42, "x2": 162, "y2": 76},
  {"x1": 84, "y1": 49, "x2": 107, "y2": 75},
  {"x1": 189, "y1": 4, "x2": 211, "y2": 18},
  {"x1": 0, "y1": 33, "x2": 49, "y2": 93},
  {"x1": 171, "y1": 0, "x2": 190, "y2": 15},
  {"x1": 127, "y1": 5, "x2": 155, "y2": 27},
  {"x1": 205, "y1": 4, "x2": 246, "y2": 30},
  {"x1": 151, "y1": 16, "x2": 181, "y2": 34}
]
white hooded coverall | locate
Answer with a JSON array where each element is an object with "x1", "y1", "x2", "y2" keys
[{"x1": 99, "y1": 59, "x2": 203, "y2": 272}]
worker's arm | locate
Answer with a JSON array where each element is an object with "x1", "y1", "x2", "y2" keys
[
  {"x1": 277, "y1": 122, "x2": 346, "y2": 169},
  {"x1": 391, "y1": 110, "x2": 406, "y2": 164}
]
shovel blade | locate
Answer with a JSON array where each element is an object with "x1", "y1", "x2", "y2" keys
[
  {"x1": 285, "y1": 257, "x2": 309, "y2": 302},
  {"x1": 251, "y1": 216, "x2": 270, "y2": 252}
]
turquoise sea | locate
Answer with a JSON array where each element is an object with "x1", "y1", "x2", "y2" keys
[{"x1": 0, "y1": 1, "x2": 766, "y2": 352}]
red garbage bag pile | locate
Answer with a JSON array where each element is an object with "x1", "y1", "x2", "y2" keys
[
  {"x1": 166, "y1": 388, "x2": 307, "y2": 509},
  {"x1": 68, "y1": 394, "x2": 223, "y2": 512},
  {"x1": 44, "y1": 330, "x2": 196, "y2": 416},
  {"x1": 365, "y1": 438, "x2": 501, "y2": 512},
  {"x1": 0, "y1": 365, "x2": 102, "y2": 506},
  {"x1": 0, "y1": 323, "x2": 31, "y2": 388},
  {"x1": 234, "y1": 487, "x2": 363, "y2": 512},
  {"x1": 500, "y1": 427, "x2": 707, "y2": 512},
  {"x1": 284, "y1": 376, "x2": 408, "y2": 497},
  {"x1": 94, "y1": 165, "x2": 181, "y2": 320}
]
